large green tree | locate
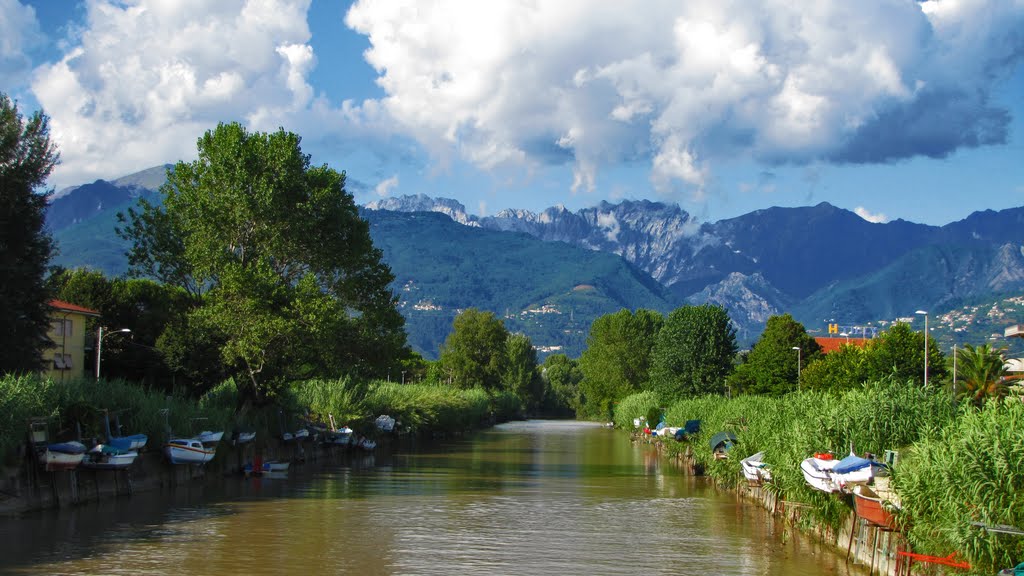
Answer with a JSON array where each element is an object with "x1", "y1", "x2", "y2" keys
[
  {"x1": 540, "y1": 353, "x2": 583, "y2": 416},
  {"x1": 728, "y1": 313, "x2": 821, "y2": 395},
  {"x1": 438, "y1": 308, "x2": 509, "y2": 390},
  {"x1": 799, "y1": 343, "x2": 868, "y2": 392},
  {"x1": 577, "y1": 309, "x2": 663, "y2": 418},
  {"x1": 864, "y1": 322, "x2": 947, "y2": 386},
  {"x1": 0, "y1": 94, "x2": 59, "y2": 375},
  {"x1": 119, "y1": 123, "x2": 405, "y2": 403},
  {"x1": 505, "y1": 332, "x2": 542, "y2": 410},
  {"x1": 649, "y1": 304, "x2": 736, "y2": 399}
]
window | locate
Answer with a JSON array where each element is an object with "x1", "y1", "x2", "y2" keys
[
  {"x1": 52, "y1": 354, "x2": 73, "y2": 370},
  {"x1": 51, "y1": 319, "x2": 73, "y2": 337}
]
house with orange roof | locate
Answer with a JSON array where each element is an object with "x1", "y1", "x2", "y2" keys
[
  {"x1": 45, "y1": 299, "x2": 101, "y2": 382},
  {"x1": 814, "y1": 336, "x2": 870, "y2": 354}
]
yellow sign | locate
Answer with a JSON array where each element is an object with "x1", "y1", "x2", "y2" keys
[{"x1": 828, "y1": 323, "x2": 838, "y2": 334}]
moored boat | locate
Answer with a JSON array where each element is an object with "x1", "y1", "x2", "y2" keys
[
  {"x1": 740, "y1": 451, "x2": 772, "y2": 486},
  {"x1": 853, "y1": 484, "x2": 899, "y2": 530},
  {"x1": 164, "y1": 438, "x2": 216, "y2": 465},
  {"x1": 709, "y1": 431, "x2": 737, "y2": 460},
  {"x1": 233, "y1": 430, "x2": 256, "y2": 445},
  {"x1": 81, "y1": 444, "x2": 138, "y2": 470},
  {"x1": 39, "y1": 441, "x2": 87, "y2": 471},
  {"x1": 107, "y1": 434, "x2": 147, "y2": 452},
  {"x1": 831, "y1": 452, "x2": 886, "y2": 491},
  {"x1": 197, "y1": 430, "x2": 224, "y2": 445},
  {"x1": 801, "y1": 453, "x2": 841, "y2": 493}
]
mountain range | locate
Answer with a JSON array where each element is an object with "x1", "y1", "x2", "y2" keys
[{"x1": 46, "y1": 167, "x2": 1024, "y2": 358}]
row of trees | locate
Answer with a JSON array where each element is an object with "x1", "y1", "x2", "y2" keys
[{"x1": 561, "y1": 304, "x2": 1011, "y2": 419}]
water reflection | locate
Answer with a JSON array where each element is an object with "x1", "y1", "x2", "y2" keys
[{"x1": 0, "y1": 420, "x2": 860, "y2": 575}]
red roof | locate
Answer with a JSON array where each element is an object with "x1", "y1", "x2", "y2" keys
[
  {"x1": 48, "y1": 299, "x2": 101, "y2": 316},
  {"x1": 815, "y1": 336, "x2": 869, "y2": 354}
]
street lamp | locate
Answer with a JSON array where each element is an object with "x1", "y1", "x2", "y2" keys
[
  {"x1": 96, "y1": 326, "x2": 131, "y2": 380},
  {"x1": 916, "y1": 310, "x2": 928, "y2": 387},
  {"x1": 791, "y1": 346, "x2": 801, "y2": 390},
  {"x1": 840, "y1": 331, "x2": 849, "y2": 343}
]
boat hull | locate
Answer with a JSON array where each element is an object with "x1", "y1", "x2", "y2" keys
[
  {"x1": 40, "y1": 442, "x2": 87, "y2": 471},
  {"x1": 741, "y1": 452, "x2": 772, "y2": 486},
  {"x1": 107, "y1": 434, "x2": 147, "y2": 451},
  {"x1": 81, "y1": 445, "x2": 138, "y2": 470},
  {"x1": 164, "y1": 440, "x2": 216, "y2": 465},
  {"x1": 853, "y1": 486, "x2": 899, "y2": 530},
  {"x1": 800, "y1": 457, "x2": 840, "y2": 493}
]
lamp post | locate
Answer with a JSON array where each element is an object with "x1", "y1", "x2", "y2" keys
[
  {"x1": 792, "y1": 346, "x2": 801, "y2": 390},
  {"x1": 840, "y1": 331, "x2": 849, "y2": 343},
  {"x1": 401, "y1": 370, "x2": 407, "y2": 385},
  {"x1": 96, "y1": 326, "x2": 131, "y2": 381},
  {"x1": 915, "y1": 310, "x2": 928, "y2": 387}
]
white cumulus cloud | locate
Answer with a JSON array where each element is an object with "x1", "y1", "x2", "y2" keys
[
  {"x1": 855, "y1": 206, "x2": 889, "y2": 223},
  {"x1": 30, "y1": 0, "x2": 386, "y2": 188},
  {"x1": 0, "y1": 0, "x2": 43, "y2": 90},
  {"x1": 346, "y1": 0, "x2": 1024, "y2": 200}
]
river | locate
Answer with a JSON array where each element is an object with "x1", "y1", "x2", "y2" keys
[{"x1": 0, "y1": 420, "x2": 860, "y2": 575}]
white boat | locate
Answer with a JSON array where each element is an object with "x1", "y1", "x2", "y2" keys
[
  {"x1": 357, "y1": 437, "x2": 377, "y2": 451},
  {"x1": 39, "y1": 441, "x2": 87, "y2": 471},
  {"x1": 264, "y1": 460, "x2": 290, "y2": 472},
  {"x1": 164, "y1": 439, "x2": 216, "y2": 465},
  {"x1": 293, "y1": 428, "x2": 309, "y2": 440},
  {"x1": 740, "y1": 451, "x2": 772, "y2": 486},
  {"x1": 81, "y1": 444, "x2": 138, "y2": 470},
  {"x1": 801, "y1": 454, "x2": 841, "y2": 493},
  {"x1": 831, "y1": 452, "x2": 887, "y2": 491},
  {"x1": 233, "y1": 431, "x2": 256, "y2": 445},
  {"x1": 197, "y1": 430, "x2": 224, "y2": 445},
  {"x1": 375, "y1": 415, "x2": 396, "y2": 432}
]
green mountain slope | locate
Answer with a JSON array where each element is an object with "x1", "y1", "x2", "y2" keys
[
  {"x1": 49, "y1": 205, "x2": 674, "y2": 359},
  {"x1": 364, "y1": 209, "x2": 673, "y2": 357}
]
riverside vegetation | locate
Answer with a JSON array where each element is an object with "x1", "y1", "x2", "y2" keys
[
  {"x1": 0, "y1": 373, "x2": 521, "y2": 468},
  {"x1": 614, "y1": 380, "x2": 1024, "y2": 575}
]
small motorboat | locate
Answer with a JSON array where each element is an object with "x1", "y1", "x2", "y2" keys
[
  {"x1": 832, "y1": 452, "x2": 887, "y2": 491},
  {"x1": 740, "y1": 451, "x2": 772, "y2": 486},
  {"x1": 164, "y1": 438, "x2": 216, "y2": 465},
  {"x1": 39, "y1": 441, "x2": 87, "y2": 471},
  {"x1": 107, "y1": 433, "x2": 148, "y2": 452},
  {"x1": 81, "y1": 444, "x2": 138, "y2": 470},
  {"x1": 801, "y1": 453, "x2": 841, "y2": 493},
  {"x1": 357, "y1": 437, "x2": 377, "y2": 451}
]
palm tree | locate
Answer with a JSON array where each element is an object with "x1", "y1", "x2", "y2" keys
[{"x1": 955, "y1": 343, "x2": 1009, "y2": 406}]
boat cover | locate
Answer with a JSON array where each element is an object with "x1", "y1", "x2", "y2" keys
[
  {"x1": 833, "y1": 453, "x2": 883, "y2": 474},
  {"x1": 47, "y1": 441, "x2": 86, "y2": 454},
  {"x1": 709, "y1": 431, "x2": 738, "y2": 450},
  {"x1": 683, "y1": 420, "x2": 701, "y2": 435}
]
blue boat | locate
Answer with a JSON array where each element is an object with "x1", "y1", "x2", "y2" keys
[{"x1": 104, "y1": 411, "x2": 148, "y2": 451}]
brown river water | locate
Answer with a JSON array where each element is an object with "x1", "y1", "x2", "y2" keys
[{"x1": 0, "y1": 420, "x2": 861, "y2": 575}]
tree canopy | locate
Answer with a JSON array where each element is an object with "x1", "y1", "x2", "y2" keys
[
  {"x1": 728, "y1": 313, "x2": 821, "y2": 396},
  {"x1": 649, "y1": 304, "x2": 736, "y2": 399},
  {"x1": 118, "y1": 122, "x2": 405, "y2": 403},
  {"x1": 863, "y1": 322, "x2": 947, "y2": 386},
  {"x1": 0, "y1": 94, "x2": 59, "y2": 375},
  {"x1": 438, "y1": 308, "x2": 510, "y2": 390},
  {"x1": 577, "y1": 308, "x2": 663, "y2": 418},
  {"x1": 954, "y1": 343, "x2": 1008, "y2": 405}
]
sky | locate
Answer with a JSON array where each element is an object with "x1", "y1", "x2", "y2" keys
[{"x1": 2, "y1": 0, "x2": 1023, "y2": 226}]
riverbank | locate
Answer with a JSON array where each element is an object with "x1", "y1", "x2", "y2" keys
[
  {"x1": 0, "y1": 374, "x2": 523, "y2": 517},
  {"x1": 616, "y1": 381, "x2": 1024, "y2": 576}
]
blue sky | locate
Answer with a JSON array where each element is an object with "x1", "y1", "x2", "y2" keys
[{"x1": 3, "y1": 0, "x2": 1022, "y2": 226}]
